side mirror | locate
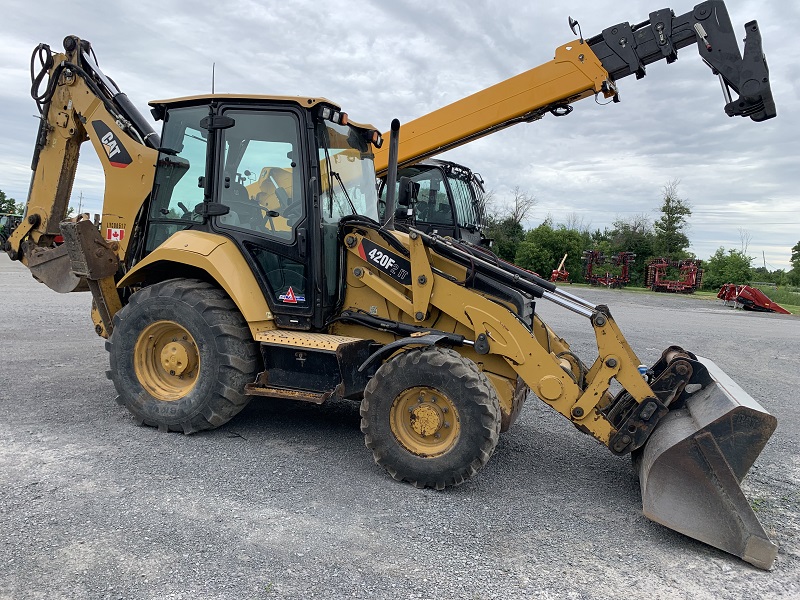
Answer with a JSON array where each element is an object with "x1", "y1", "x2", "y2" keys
[{"x1": 397, "y1": 177, "x2": 420, "y2": 207}]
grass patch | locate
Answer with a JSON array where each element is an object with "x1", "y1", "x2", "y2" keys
[{"x1": 757, "y1": 286, "x2": 800, "y2": 307}]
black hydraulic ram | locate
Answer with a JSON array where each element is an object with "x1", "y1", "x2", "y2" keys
[
  {"x1": 586, "y1": 0, "x2": 775, "y2": 121},
  {"x1": 411, "y1": 228, "x2": 599, "y2": 320}
]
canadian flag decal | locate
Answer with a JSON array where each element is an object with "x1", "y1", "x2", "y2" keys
[{"x1": 107, "y1": 228, "x2": 125, "y2": 241}]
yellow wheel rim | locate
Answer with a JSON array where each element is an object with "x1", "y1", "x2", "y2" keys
[
  {"x1": 389, "y1": 387, "x2": 460, "y2": 457},
  {"x1": 133, "y1": 321, "x2": 200, "y2": 401}
]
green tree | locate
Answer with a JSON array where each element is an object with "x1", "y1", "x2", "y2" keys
[
  {"x1": 514, "y1": 220, "x2": 590, "y2": 278},
  {"x1": 788, "y1": 241, "x2": 800, "y2": 285},
  {"x1": 653, "y1": 180, "x2": 692, "y2": 258},
  {"x1": 0, "y1": 189, "x2": 19, "y2": 214},
  {"x1": 485, "y1": 216, "x2": 525, "y2": 262},
  {"x1": 791, "y1": 241, "x2": 800, "y2": 271},
  {"x1": 483, "y1": 186, "x2": 536, "y2": 262},
  {"x1": 607, "y1": 215, "x2": 655, "y2": 286},
  {"x1": 591, "y1": 228, "x2": 611, "y2": 246},
  {"x1": 702, "y1": 247, "x2": 753, "y2": 290}
]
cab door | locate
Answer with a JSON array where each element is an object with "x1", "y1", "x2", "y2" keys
[{"x1": 211, "y1": 106, "x2": 315, "y2": 330}]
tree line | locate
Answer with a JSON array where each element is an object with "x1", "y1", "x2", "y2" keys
[
  {"x1": 482, "y1": 181, "x2": 800, "y2": 290},
  {"x1": 0, "y1": 190, "x2": 25, "y2": 216}
]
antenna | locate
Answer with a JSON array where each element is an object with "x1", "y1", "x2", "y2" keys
[{"x1": 212, "y1": 62, "x2": 215, "y2": 94}]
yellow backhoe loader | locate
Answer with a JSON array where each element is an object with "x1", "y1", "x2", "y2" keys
[{"x1": 5, "y1": 1, "x2": 779, "y2": 569}]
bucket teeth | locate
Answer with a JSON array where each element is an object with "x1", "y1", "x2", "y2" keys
[{"x1": 636, "y1": 355, "x2": 778, "y2": 570}]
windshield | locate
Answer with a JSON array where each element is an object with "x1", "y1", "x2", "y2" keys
[
  {"x1": 317, "y1": 120, "x2": 379, "y2": 223},
  {"x1": 379, "y1": 165, "x2": 453, "y2": 225},
  {"x1": 447, "y1": 173, "x2": 481, "y2": 229}
]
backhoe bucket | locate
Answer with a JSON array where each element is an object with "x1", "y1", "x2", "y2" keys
[
  {"x1": 27, "y1": 243, "x2": 88, "y2": 293},
  {"x1": 636, "y1": 355, "x2": 778, "y2": 570}
]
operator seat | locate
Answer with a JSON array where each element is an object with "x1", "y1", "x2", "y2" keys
[
  {"x1": 431, "y1": 203, "x2": 453, "y2": 225},
  {"x1": 221, "y1": 180, "x2": 255, "y2": 228},
  {"x1": 414, "y1": 198, "x2": 430, "y2": 221}
]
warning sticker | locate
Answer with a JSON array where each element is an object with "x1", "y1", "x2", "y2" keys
[{"x1": 278, "y1": 286, "x2": 305, "y2": 304}]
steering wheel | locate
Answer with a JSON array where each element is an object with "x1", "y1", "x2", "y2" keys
[{"x1": 227, "y1": 199, "x2": 279, "y2": 229}]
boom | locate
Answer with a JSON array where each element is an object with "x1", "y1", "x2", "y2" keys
[
  {"x1": 373, "y1": 0, "x2": 774, "y2": 175},
  {"x1": 7, "y1": 37, "x2": 160, "y2": 296}
]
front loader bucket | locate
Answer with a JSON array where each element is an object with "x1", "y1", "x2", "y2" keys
[{"x1": 636, "y1": 355, "x2": 778, "y2": 570}]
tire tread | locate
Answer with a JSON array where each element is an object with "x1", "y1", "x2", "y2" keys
[
  {"x1": 107, "y1": 278, "x2": 259, "y2": 434},
  {"x1": 361, "y1": 347, "x2": 500, "y2": 489}
]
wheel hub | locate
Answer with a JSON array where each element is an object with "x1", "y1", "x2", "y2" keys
[
  {"x1": 134, "y1": 321, "x2": 200, "y2": 401},
  {"x1": 160, "y1": 340, "x2": 193, "y2": 376},
  {"x1": 410, "y1": 404, "x2": 442, "y2": 436},
  {"x1": 390, "y1": 387, "x2": 460, "y2": 457}
]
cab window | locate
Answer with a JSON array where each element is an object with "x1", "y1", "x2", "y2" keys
[
  {"x1": 380, "y1": 166, "x2": 453, "y2": 225},
  {"x1": 448, "y1": 175, "x2": 477, "y2": 228},
  {"x1": 216, "y1": 110, "x2": 304, "y2": 242},
  {"x1": 146, "y1": 105, "x2": 208, "y2": 252}
]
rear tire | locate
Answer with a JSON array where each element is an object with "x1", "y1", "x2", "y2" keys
[
  {"x1": 361, "y1": 347, "x2": 500, "y2": 489},
  {"x1": 106, "y1": 278, "x2": 259, "y2": 433}
]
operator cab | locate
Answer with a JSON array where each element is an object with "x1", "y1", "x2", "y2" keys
[
  {"x1": 138, "y1": 94, "x2": 382, "y2": 330},
  {"x1": 378, "y1": 159, "x2": 488, "y2": 246}
]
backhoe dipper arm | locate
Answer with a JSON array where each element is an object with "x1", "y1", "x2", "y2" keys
[
  {"x1": 7, "y1": 36, "x2": 160, "y2": 336},
  {"x1": 7, "y1": 35, "x2": 159, "y2": 266},
  {"x1": 373, "y1": 0, "x2": 774, "y2": 175}
]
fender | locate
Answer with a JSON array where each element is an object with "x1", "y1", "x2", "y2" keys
[
  {"x1": 117, "y1": 230, "x2": 274, "y2": 335},
  {"x1": 358, "y1": 333, "x2": 455, "y2": 373}
]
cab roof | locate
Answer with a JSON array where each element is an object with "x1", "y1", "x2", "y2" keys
[
  {"x1": 148, "y1": 94, "x2": 378, "y2": 131},
  {"x1": 148, "y1": 93, "x2": 338, "y2": 110}
]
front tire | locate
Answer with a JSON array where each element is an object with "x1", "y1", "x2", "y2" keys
[
  {"x1": 107, "y1": 278, "x2": 259, "y2": 433},
  {"x1": 361, "y1": 347, "x2": 501, "y2": 489}
]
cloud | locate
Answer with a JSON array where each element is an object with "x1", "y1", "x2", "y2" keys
[{"x1": 0, "y1": 0, "x2": 795, "y2": 268}]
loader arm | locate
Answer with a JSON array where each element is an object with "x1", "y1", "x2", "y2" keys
[
  {"x1": 338, "y1": 216, "x2": 778, "y2": 569},
  {"x1": 6, "y1": 36, "x2": 160, "y2": 333},
  {"x1": 374, "y1": 0, "x2": 774, "y2": 175}
]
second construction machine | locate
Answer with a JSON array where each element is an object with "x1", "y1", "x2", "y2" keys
[
  {"x1": 378, "y1": 159, "x2": 490, "y2": 246},
  {"x1": 6, "y1": 1, "x2": 778, "y2": 569}
]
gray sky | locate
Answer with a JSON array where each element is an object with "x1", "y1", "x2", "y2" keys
[{"x1": 1, "y1": 0, "x2": 797, "y2": 269}]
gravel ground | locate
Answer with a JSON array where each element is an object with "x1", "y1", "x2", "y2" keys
[{"x1": 1, "y1": 253, "x2": 798, "y2": 599}]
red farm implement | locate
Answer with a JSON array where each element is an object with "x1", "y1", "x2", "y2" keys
[
  {"x1": 645, "y1": 258, "x2": 703, "y2": 293},
  {"x1": 550, "y1": 253, "x2": 569, "y2": 283},
  {"x1": 583, "y1": 250, "x2": 635, "y2": 288},
  {"x1": 717, "y1": 284, "x2": 791, "y2": 314}
]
